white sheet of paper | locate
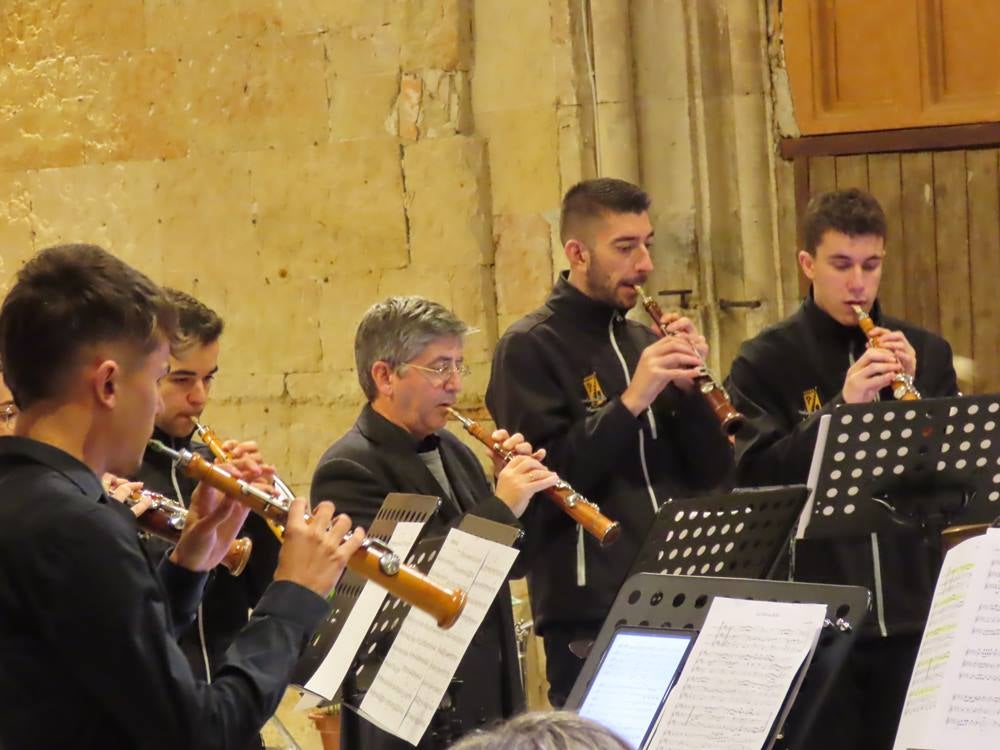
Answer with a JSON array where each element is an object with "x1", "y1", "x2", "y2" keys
[
  {"x1": 297, "y1": 522, "x2": 424, "y2": 703},
  {"x1": 798, "y1": 413, "x2": 831, "y2": 539},
  {"x1": 893, "y1": 533, "x2": 984, "y2": 750},
  {"x1": 358, "y1": 528, "x2": 518, "y2": 746},
  {"x1": 645, "y1": 597, "x2": 826, "y2": 750}
]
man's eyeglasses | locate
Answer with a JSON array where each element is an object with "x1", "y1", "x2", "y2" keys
[
  {"x1": 1, "y1": 402, "x2": 17, "y2": 427},
  {"x1": 398, "y1": 361, "x2": 471, "y2": 385}
]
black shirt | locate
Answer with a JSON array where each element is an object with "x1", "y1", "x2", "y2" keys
[{"x1": 0, "y1": 436, "x2": 329, "y2": 750}]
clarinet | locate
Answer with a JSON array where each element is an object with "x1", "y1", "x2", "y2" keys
[
  {"x1": 126, "y1": 489, "x2": 253, "y2": 576},
  {"x1": 852, "y1": 305, "x2": 921, "y2": 401},
  {"x1": 447, "y1": 407, "x2": 621, "y2": 547},
  {"x1": 147, "y1": 440, "x2": 468, "y2": 628},
  {"x1": 634, "y1": 285, "x2": 745, "y2": 436}
]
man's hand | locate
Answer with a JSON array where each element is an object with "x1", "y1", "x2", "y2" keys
[
  {"x1": 495, "y1": 453, "x2": 559, "y2": 518},
  {"x1": 654, "y1": 313, "x2": 709, "y2": 361},
  {"x1": 170, "y1": 458, "x2": 258, "y2": 572},
  {"x1": 219, "y1": 439, "x2": 277, "y2": 495},
  {"x1": 842, "y1": 347, "x2": 902, "y2": 404},
  {"x1": 621, "y1": 334, "x2": 704, "y2": 415},
  {"x1": 865, "y1": 326, "x2": 916, "y2": 377},
  {"x1": 274, "y1": 498, "x2": 365, "y2": 598},
  {"x1": 101, "y1": 473, "x2": 151, "y2": 517},
  {"x1": 485, "y1": 429, "x2": 546, "y2": 475}
]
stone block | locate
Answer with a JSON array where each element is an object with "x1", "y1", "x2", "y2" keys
[
  {"x1": 208, "y1": 368, "x2": 286, "y2": 402},
  {"x1": 285, "y1": 370, "x2": 361, "y2": 405},
  {"x1": 315, "y1": 270, "x2": 382, "y2": 372},
  {"x1": 402, "y1": 136, "x2": 492, "y2": 269},
  {"x1": 222, "y1": 278, "x2": 324, "y2": 374},
  {"x1": 450, "y1": 265, "x2": 498, "y2": 363},
  {"x1": 472, "y1": 0, "x2": 556, "y2": 114},
  {"x1": 726, "y1": 0, "x2": 767, "y2": 96},
  {"x1": 494, "y1": 213, "x2": 554, "y2": 323},
  {"x1": 25, "y1": 161, "x2": 166, "y2": 282},
  {"x1": 0, "y1": 0, "x2": 145, "y2": 65},
  {"x1": 376, "y1": 267, "x2": 454, "y2": 308},
  {"x1": 0, "y1": 172, "x2": 35, "y2": 284},
  {"x1": 477, "y1": 108, "x2": 560, "y2": 215},
  {"x1": 326, "y1": 24, "x2": 400, "y2": 78},
  {"x1": 398, "y1": 73, "x2": 423, "y2": 142},
  {"x1": 631, "y1": 0, "x2": 689, "y2": 101},
  {"x1": 329, "y1": 73, "x2": 400, "y2": 141},
  {"x1": 635, "y1": 96, "x2": 695, "y2": 214},
  {"x1": 420, "y1": 69, "x2": 471, "y2": 138},
  {"x1": 392, "y1": 0, "x2": 472, "y2": 72},
  {"x1": 176, "y1": 35, "x2": 329, "y2": 154},
  {"x1": 248, "y1": 141, "x2": 408, "y2": 280},
  {"x1": 285, "y1": 401, "x2": 364, "y2": 486}
]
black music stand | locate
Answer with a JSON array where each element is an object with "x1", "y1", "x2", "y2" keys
[
  {"x1": 804, "y1": 394, "x2": 1000, "y2": 538},
  {"x1": 292, "y1": 492, "x2": 442, "y2": 688},
  {"x1": 629, "y1": 486, "x2": 810, "y2": 581},
  {"x1": 565, "y1": 573, "x2": 869, "y2": 750}
]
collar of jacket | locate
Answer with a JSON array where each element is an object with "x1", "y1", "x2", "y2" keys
[
  {"x1": 357, "y1": 402, "x2": 442, "y2": 454},
  {"x1": 801, "y1": 286, "x2": 884, "y2": 348},
  {"x1": 0, "y1": 435, "x2": 105, "y2": 501},
  {"x1": 547, "y1": 271, "x2": 628, "y2": 330}
]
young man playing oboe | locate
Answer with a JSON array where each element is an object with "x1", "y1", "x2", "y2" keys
[
  {"x1": 485, "y1": 178, "x2": 734, "y2": 708},
  {"x1": 724, "y1": 188, "x2": 959, "y2": 750},
  {"x1": 0, "y1": 244, "x2": 364, "y2": 749}
]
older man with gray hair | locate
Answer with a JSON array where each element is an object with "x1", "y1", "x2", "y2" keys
[{"x1": 311, "y1": 296, "x2": 557, "y2": 750}]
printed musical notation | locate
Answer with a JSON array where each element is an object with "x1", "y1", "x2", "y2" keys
[
  {"x1": 644, "y1": 597, "x2": 826, "y2": 750},
  {"x1": 894, "y1": 530, "x2": 1000, "y2": 750}
]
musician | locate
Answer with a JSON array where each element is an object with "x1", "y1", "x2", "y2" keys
[
  {"x1": 132, "y1": 289, "x2": 282, "y2": 693},
  {"x1": 724, "y1": 188, "x2": 958, "y2": 750},
  {"x1": 485, "y1": 178, "x2": 734, "y2": 707},
  {"x1": 0, "y1": 243, "x2": 364, "y2": 749},
  {"x1": 311, "y1": 295, "x2": 557, "y2": 749}
]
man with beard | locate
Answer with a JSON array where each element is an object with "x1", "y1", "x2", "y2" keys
[
  {"x1": 133, "y1": 289, "x2": 282, "y2": 700},
  {"x1": 485, "y1": 178, "x2": 734, "y2": 707}
]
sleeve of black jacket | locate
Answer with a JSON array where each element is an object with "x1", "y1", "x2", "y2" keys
[
  {"x1": 486, "y1": 328, "x2": 644, "y2": 494},
  {"x1": 30, "y1": 505, "x2": 329, "y2": 750}
]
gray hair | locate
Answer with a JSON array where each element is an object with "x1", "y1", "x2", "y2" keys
[
  {"x1": 355, "y1": 296, "x2": 468, "y2": 401},
  {"x1": 448, "y1": 711, "x2": 631, "y2": 750}
]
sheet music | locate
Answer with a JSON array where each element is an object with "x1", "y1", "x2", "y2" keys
[
  {"x1": 797, "y1": 413, "x2": 831, "y2": 539},
  {"x1": 359, "y1": 528, "x2": 518, "y2": 745},
  {"x1": 894, "y1": 529, "x2": 1000, "y2": 750},
  {"x1": 644, "y1": 597, "x2": 826, "y2": 750},
  {"x1": 893, "y1": 534, "x2": 983, "y2": 749},
  {"x1": 298, "y1": 522, "x2": 424, "y2": 702}
]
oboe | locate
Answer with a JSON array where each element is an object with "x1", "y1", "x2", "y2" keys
[
  {"x1": 634, "y1": 285, "x2": 745, "y2": 436},
  {"x1": 147, "y1": 440, "x2": 468, "y2": 628},
  {"x1": 446, "y1": 407, "x2": 621, "y2": 547},
  {"x1": 127, "y1": 489, "x2": 252, "y2": 576},
  {"x1": 852, "y1": 305, "x2": 921, "y2": 401}
]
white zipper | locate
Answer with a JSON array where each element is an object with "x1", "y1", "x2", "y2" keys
[
  {"x1": 871, "y1": 532, "x2": 889, "y2": 637},
  {"x1": 607, "y1": 315, "x2": 659, "y2": 513}
]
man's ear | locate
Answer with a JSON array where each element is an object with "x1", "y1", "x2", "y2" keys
[
  {"x1": 371, "y1": 361, "x2": 394, "y2": 397},
  {"x1": 798, "y1": 250, "x2": 815, "y2": 281},
  {"x1": 93, "y1": 359, "x2": 119, "y2": 409},
  {"x1": 564, "y1": 239, "x2": 589, "y2": 270}
]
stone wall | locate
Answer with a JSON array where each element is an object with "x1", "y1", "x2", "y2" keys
[{"x1": 0, "y1": 1, "x2": 586, "y2": 499}]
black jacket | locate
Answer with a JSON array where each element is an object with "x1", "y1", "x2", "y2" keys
[
  {"x1": 311, "y1": 405, "x2": 526, "y2": 750},
  {"x1": 0, "y1": 437, "x2": 328, "y2": 750},
  {"x1": 725, "y1": 291, "x2": 958, "y2": 635},
  {"x1": 134, "y1": 426, "x2": 282, "y2": 680},
  {"x1": 485, "y1": 274, "x2": 734, "y2": 634}
]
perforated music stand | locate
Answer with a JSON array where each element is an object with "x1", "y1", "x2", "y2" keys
[
  {"x1": 805, "y1": 394, "x2": 1000, "y2": 538},
  {"x1": 629, "y1": 486, "x2": 810, "y2": 581},
  {"x1": 565, "y1": 573, "x2": 870, "y2": 750},
  {"x1": 292, "y1": 492, "x2": 442, "y2": 687}
]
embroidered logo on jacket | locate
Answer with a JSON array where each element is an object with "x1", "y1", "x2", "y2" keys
[
  {"x1": 802, "y1": 388, "x2": 822, "y2": 414},
  {"x1": 582, "y1": 372, "x2": 607, "y2": 410}
]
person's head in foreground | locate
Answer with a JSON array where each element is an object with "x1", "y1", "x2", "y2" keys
[{"x1": 448, "y1": 711, "x2": 631, "y2": 750}]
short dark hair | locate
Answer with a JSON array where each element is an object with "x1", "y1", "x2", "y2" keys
[
  {"x1": 355, "y1": 296, "x2": 468, "y2": 402},
  {"x1": 164, "y1": 288, "x2": 224, "y2": 356},
  {"x1": 560, "y1": 178, "x2": 651, "y2": 244},
  {"x1": 802, "y1": 188, "x2": 887, "y2": 255},
  {"x1": 0, "y1": 244, "x2": 177, "y2": 408}
]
